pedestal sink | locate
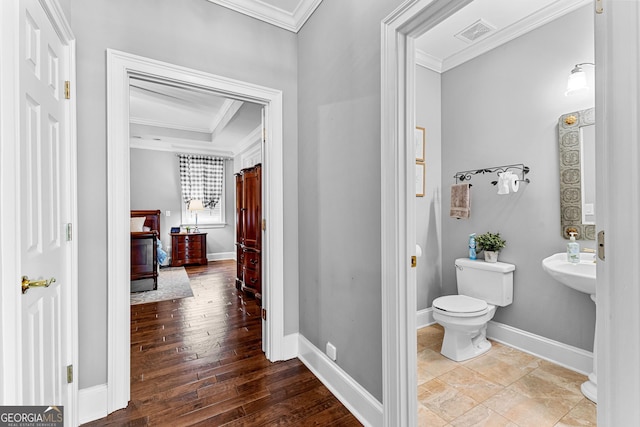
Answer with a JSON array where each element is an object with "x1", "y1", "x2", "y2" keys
[{"x1": 542, "y1": 252, "x2": 597, "y2": 403}]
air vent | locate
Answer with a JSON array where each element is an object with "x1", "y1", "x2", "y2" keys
[{"x1": 455, "y1": 19, "x2": 496, "y2": 44}]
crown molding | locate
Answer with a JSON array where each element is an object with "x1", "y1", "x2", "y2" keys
[
  {"x1": 234, "y1": 125, "x2": 262, "y2": 155},
  {"x1": 130, "y1": 117, "x2": 212, "y2": 134},
  {"x1": 207, "y1": 0, "x2": 323, "y2": 33},
  {"x1": 415, "y1": 49, "x2": 442, "y2": 73},
  {"x1": 130, "y1": 137, "x2": 234, "y2": 158}
]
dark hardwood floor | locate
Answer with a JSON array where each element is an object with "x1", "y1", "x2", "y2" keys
[{"x1": 83, "y1": 260, "x2": 361, "y2": 426}]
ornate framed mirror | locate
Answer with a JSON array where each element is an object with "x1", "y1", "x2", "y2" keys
[{"x1": 558, "y1": 107, "x2": 595, "y2": 240}]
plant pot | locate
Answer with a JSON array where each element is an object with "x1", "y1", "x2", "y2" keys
[{"x1": 484, "y1": 251, "x2": 499, "y2": 263}]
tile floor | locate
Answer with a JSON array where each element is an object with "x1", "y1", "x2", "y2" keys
[{"x1": 417, "y1": 324, "x2": 597, "y2": 427}]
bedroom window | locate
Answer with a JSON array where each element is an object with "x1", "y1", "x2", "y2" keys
[{"x1": 178, "y1": 154, "x2": 226, "y2": 227}]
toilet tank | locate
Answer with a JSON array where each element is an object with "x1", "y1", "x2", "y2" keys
[{"x1": 455, "y1": 258, "x2": 515, "y2": 306}]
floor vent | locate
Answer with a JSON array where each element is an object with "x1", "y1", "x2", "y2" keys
[{"x1": 455, "y1": 19, "x2": 496, "y2": 43}]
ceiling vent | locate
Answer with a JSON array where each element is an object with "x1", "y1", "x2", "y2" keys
[{"x1": 455, "y1": 19, "x2": 496, "y2": 44}]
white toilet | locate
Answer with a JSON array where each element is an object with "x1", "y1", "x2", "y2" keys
[{"x1": 432, "y1": 258, "x2": 515, "y2": 362}]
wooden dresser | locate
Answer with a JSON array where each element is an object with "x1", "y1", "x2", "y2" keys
[
  {"x1": 235, "y1": 164, "x2": 262, "y2": 304},
  {"x1": 170, "y1": 232, "x2": 208, "y2": 267}
]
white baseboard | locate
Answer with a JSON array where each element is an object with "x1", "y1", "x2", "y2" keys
[
  {"x1": 417, "y1": 307, "x2": 435, "y2": 329},
  {"x1": 207, "y1": 251, "x2": 236, "y2": 261},
  {"x1": 78, "y1": 384, "x2": 108, "y2": 425},
  {"x1": 282, "y1": 332, "x2": 299, "y2": 360},
  {"x1": 297, "y1": 335, "x2": 383, "y2": 427},
  {"x1": 487, "y1": 320, "x2": 593, "y2": 375}
]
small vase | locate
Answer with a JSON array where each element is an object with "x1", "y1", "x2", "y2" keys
[{"x1": 484, "y1": 251, "x2": 499, "y2": 263}]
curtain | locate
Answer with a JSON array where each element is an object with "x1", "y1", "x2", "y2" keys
[{"x1": 178, "y1": 154, "x2": 224, "y2": 208}]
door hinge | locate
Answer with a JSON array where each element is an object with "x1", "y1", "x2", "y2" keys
[
  {"x1": 597, "y1": 230, "x2": 605, "y2": 261},
  {"x1": 595, "y1": 0, "x2": 603, "y2": 14},
  {"x1": 64, "y1": 81, "x2": 71, "y2": 99},
  {"x1": 65, "y1": 223, "x2": 72, "y2": 241},
  {"x1": 411, "y1": 256, "x2": 417, "y2": 268},
  {"x1": 66, "y1": 365, "x2": 73, "y2": 383},
  {"x1": 262, "y1": 219, "x2": 266, "y2": 231},
  {"x1": 261, "y1": 308, "x2": 267, "y2": 321}
]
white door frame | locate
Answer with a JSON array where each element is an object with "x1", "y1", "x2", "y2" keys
[
  {"x1": 382, "y1": 0, "x2": 640, "y2": 426},
  {"x1": 595, "y1": 1, "x2": 640, "y2": 425},
  {"x1": 380, "y1": 1, "x2": 472, "y2": 424},
  {"x1": 106, "y1": 49, "x2": 285, "y2": 412},
  {"x1": 0, "y1": 0, "x2": 78, "y2": 424}
]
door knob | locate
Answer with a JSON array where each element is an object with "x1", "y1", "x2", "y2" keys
[{"x1": 21, "y1": 276, "x2": 56, "y2": 294}]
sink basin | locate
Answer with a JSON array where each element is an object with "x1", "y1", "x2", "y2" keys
[{"x1": 542, "y1": 252, "x2": 596, "y2": 295}]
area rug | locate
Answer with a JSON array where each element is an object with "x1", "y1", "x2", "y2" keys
[{"x1": 130, "y1": 267, "x2": 194, "y2": 305}]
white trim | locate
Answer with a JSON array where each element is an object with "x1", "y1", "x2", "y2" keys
[
  {"x1": 129, "y1": 116, "x2": 212, "y2": 134},
  {"x1": 78, "y1": 384, "x2": 108, "y2": 425},
  {"x1": 206, "y1": 251, "x2": 236, "y2": 261},
  {"x1": 282, "y1": 332, "x2": 299, "y2": 360},
  {"x1": 416, "y1": 307, "x2": 435, "y2": 329},
  {"x1": 298, "y1": 335, "x2": 383, "y2": 427},
  {"x1": 595, "y1": 1, "x2": 640, "y2": 425},
  {"x1": 381, "y1": 1, "x2": 473, "y2": 425},
  {"x1": 206, "y1": 0, "x2": 323, "y2": 33},
  {"x1": 415, "y1": 49, "x2": 442, "y2": 73},
  {"x1": 107, "y1": 49, "x2": 286, "y2": 414},
  {"x1": 0, "y1": 0, "x2": 21, "y2": 405},
  {"x1": 487, "y1": 321, "x2": 593, "y2": 375},
  {"x1": 439, "y1": 0, "x2": 591, "y2": 72}
]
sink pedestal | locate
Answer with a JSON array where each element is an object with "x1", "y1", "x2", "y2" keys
[{"x1": 581, "y1": 294, "x2": 597, "y2": 403}]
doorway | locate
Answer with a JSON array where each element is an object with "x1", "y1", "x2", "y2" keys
[{"x1": 106, "y1": 49, "x2": 286, "y2": 413}]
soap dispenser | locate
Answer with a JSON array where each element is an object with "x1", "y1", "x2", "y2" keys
[{"x1": 567, "y1": 232, "x2": 580, "y2": 264}]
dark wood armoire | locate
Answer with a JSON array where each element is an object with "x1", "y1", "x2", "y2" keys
[{"x1": 235, "y1": 164, "x2": 262, "y2": 304}]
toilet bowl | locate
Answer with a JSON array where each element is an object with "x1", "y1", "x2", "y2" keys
[
  {"x1": 432, "y1": 295, "x2": 497, "y2": 361},
  {"x1": 432, "y1": 258, "x2": 515, "y2": 362}
]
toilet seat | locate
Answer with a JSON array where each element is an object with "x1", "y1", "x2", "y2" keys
[{"x1": 433, "y1": 295, "x2": 489, "y2": 317}]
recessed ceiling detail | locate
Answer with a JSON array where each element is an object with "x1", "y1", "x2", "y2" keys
[
  {"x1": 206, "y1": 0, "x2": 323, "y2": 32},
  {"x1": 415, "y1": 0, "x2": 591, "y2": 73}
]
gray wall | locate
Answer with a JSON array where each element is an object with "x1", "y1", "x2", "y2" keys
[
  {"x1": 297, "y1": 0, "x2": 401, "y2": 402},
  {"x1": 441, "y1": 6, "x2": 596, "y2": 351},
  {"x1": 415, "y1": 65, "x2": 443, "y2": 311},
  {"x1": 69, "y1": 0, "x2": 299, "y2": 389},
  {"x1": 129, "y1": 149, "x2": 235, "y2": 256}
]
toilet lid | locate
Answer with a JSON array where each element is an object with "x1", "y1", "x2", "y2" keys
[{"x1": 433, "y1": 295, "x2": 488, "y2": 313}]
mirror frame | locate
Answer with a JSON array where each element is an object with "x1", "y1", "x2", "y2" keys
[{"x1": 558, "y1": 107, "x2": 596, "y2": 240}]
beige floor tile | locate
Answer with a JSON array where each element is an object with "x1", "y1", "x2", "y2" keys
[
  {"x1": 464, "y1": 353, "x2": 536, "y2": 386},
  {"x1": 449, "y1": 405, "x2": 518, "y2": 427},
  {"x1": 534, "y1": 360, "x2": 588, "y2": 396},
  {"x1": 438, "y1": 366, "x2": 504, "y2": 403},
  {"x1": 555, "y1": 398, "x2": 597, "y2": 427},
  {"x1": 484, "y1": 387, "x2": 576, "y2": 427},
  {"x1": 509, "y1": 370, "x2": 584, "y2": 405},
  {"x1": 418, "y1": 378, "x2": 479, "y2": 422},
  {"x1": 417, "y1": 362, "x2": 436, "y2": 387},
  {"x1": 488, "y1": 343, "x2": 542, "y2": 370},
  {"x1": 418, "y1": 324, "x2": 445, "y2": 351},
  {"x1": 417, "y1": 402, "x2": 448, "y2": 426},
  {"x1": 418, "y1": 347, "x2": 458, "y2": 378}
]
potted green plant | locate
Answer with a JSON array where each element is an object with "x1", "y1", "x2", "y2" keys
[{"x1": 475, "y1": 232, "x2": 506, "y2": 263}]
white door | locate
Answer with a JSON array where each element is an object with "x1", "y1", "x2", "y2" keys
[{"x1": 19, "y1": 0, "x2": 73, "y2": 414}]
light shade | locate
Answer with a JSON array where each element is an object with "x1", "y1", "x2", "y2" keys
[
  {"x1": 565, "y1": 64, "x2": 590, "y2": 96},
  {"x1": 188, "y1": 199, "x2": 204, "y2": 211}
]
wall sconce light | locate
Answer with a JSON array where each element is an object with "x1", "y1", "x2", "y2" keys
[
  {"x1": 565, "y1": 62, "x2": 594, "y2": 96},
  {"x1": 188, "y1": 199, "x2": 205, "y2": 232}
]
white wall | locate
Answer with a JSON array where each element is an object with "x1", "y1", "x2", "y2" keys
[
  {"x1": 415, "y1": 65, "x2": 442, "y2": 311},
  {"x1": 69, "y1": 0, "x2": 299, "y2": 389},
  {"x1": 441, "y1": 6, "x2": 596, "y2": 351},
  {"x1": 297, "y1": 0, "x2": 403, "y2": 402}
]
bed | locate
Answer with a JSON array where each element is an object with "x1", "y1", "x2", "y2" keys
[{"x1": 130, "y1": 210, "x2": 161, "y2": 292}]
